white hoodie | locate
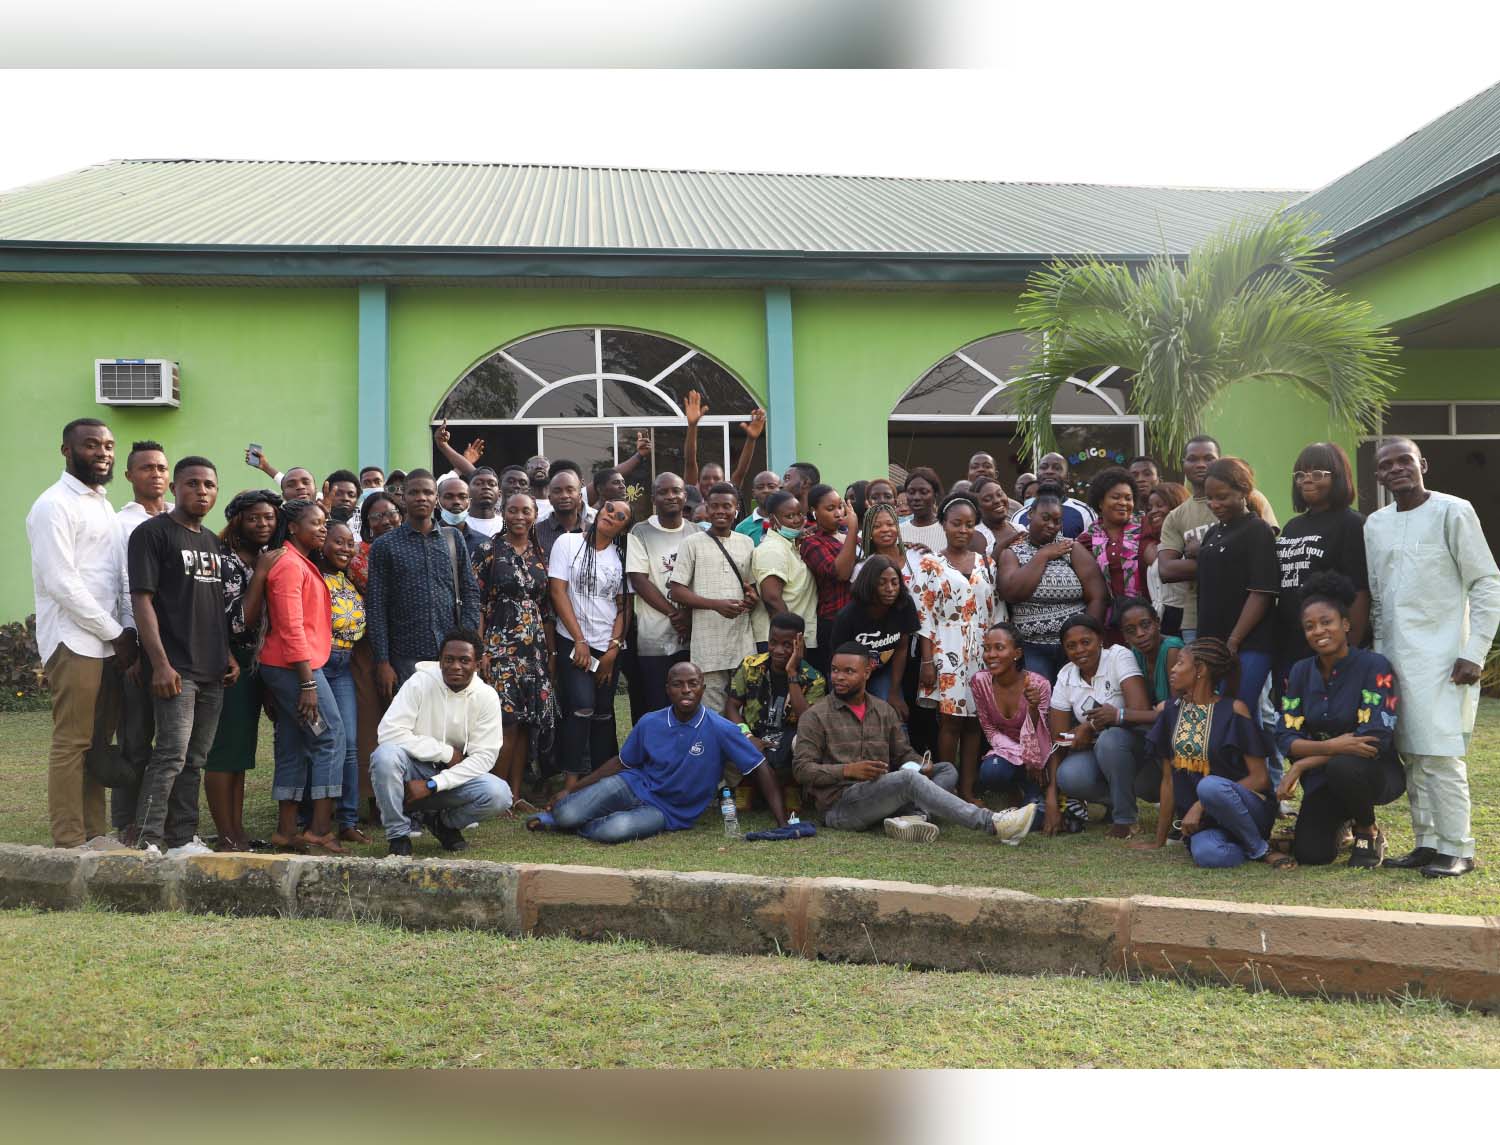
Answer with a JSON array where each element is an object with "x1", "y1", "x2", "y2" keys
[{"x1": 376, "y1": 662, "x2": 503, "y2": 792}]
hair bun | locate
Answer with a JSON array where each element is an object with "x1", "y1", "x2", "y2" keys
[{"x1": 1301, "y1": 570, "x2": 1357, "y2": 608}]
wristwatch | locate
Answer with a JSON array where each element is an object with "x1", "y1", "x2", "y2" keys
[{"x1": 425, "y1": 779, "x2": 438, "y2": 793}]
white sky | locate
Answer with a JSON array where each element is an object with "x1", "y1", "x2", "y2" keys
[{"x1": 1, "y1": 2, "x2": 1498, "y2": 196}]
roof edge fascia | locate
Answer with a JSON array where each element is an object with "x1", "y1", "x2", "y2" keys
[{"x1": 1323, "y1": 158, "x2": 1500, "y2": 269}]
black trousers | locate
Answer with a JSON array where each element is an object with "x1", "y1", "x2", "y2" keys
[{"x1": 1292, "y1": 751, "x2": 1406, "y2": 866}]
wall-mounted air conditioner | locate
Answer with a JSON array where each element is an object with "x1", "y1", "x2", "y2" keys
[{"x1": 95, "y1": 359, "x2": 180, "y2": 407}]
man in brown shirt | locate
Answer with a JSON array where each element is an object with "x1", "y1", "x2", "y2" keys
[{"x1": 792, "y1": 643, "x2": 1036, "y2": 844}]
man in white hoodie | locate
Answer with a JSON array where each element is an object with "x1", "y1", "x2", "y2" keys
[{"x1": 371, "y1": 629, "x2": 511, "y2": 856}]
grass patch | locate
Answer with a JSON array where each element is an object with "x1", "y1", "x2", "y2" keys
[
  {"x1": 0, "y1": 907, "x2": 1495, "y2": 1068},
  {"x1": 1, "y1": 699, "x2": 1497, "y2": 917}
]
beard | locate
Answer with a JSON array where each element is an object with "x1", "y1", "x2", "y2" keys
[{"x1": 67, "y1": 446, "x2": 113, "y2": 486}]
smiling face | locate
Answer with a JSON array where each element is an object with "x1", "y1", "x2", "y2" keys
[
  {"x1": 281, "y1": 468, "x2": 316, "y2": 503},
  {"x1": 869, "y1": 507, "x2": 900, "y2": 550},
  {"x1": 64, "y1": 422, "x2": 115, "y2": 486},
  {"x1": 1374, "y1": 439, "x2": 1427, "y2": 498},
  {"x1": 653, "y1": 473, "x2": 687, "y2": 522},
  {"x1": 967, "y1": 452, "x2": 997, "y2": 482},
  {"x1": 329, "y1": 480, "x2": 360, "y2": 514},
  {"x1": 698, "y1": 463, "x2": 724, "y2": 500},
  {"x1": 172, "y1": 465, "x2": 219, "y2": 521},
  {"x1": 240, "y1": 501, "x2": 278, "y2": 548},
  {"x1": 767, "y1": 626, "x2": 797, "y2": 674},
  {"x1": 982, "y1": 626, "x2": 1022, "y2": 674},
  {"x1": 1146, "y1": 489, "x2": 1172, "y2": 532},
  {"x1": 440, "y1": 638, "x2": 479, "y2": 692},
  {"x1": 706, "y1": 491, "x2": 739, "y2": 533},
  {"x1": 1061, "y1": 622, "x2": 1102, "y2": 675},
  {"x1": 503, "y1": 492, "x2": 537, "y2": 537},
  {"x1": 323, "y1": 521, "x2": 356, "y2": 570},
  {"x1": 1037, "y1": 453, "x2": 1068, "y2": 484},
  {"x1": 1204, "y1": 475, "x2": 1246, "y2": 524},
  {"x1": 288, "y1": 502, "x2": 327, "y2": 554},
  {"x1": 773, "y1": 498, "x2": 805, "y2": 532},
  {"x1": 666, "y1": 662, "x2": 705, "y2": 717},
  {"x1": 976, "y1": 481, "x2": 1007, "y2": 527},
  {"x1": 1301, "y1": 599, "x2": 1350, "y2": 658},
  {"x1": 365, "y1": 496, "x2": 399, "y2": 540},
  {"x1": 1098, "y1": 480, "x2": 1134, "y2": 526}
]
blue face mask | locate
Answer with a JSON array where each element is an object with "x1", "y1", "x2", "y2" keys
[
  {"x1": 777, "y1": 525, "x2": 801, "y2": 540},
  {"x1": 440, "y1": 507, "x2": 468, "y2": 527}
]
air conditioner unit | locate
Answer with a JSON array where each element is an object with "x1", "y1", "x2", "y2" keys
[{"x1": 95, "y1": 359, "x2": 180, "y2": 407}]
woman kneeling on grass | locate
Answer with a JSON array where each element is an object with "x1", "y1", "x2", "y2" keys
[
  {"x1": 1137, "y1": 637, "x2": 1292, "y2": 870},
  {"x1": 1274, "y1": 572, "x2": 1402, "y2": 868}
]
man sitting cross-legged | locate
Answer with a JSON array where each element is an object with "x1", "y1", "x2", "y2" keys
[
  {"x1": 371, "y1": 629, "x2": 512, "y2": 856},
  {"x1": 793, "y1": 643, "x2": 1037, "y2": 844},
  {"x1": 529, "y1": 661, "x2": 788, "y2": 843}
]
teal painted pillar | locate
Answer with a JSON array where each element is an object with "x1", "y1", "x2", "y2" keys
[
  {"x1": 357, "y1": 283, "x2": 389, "y2": 470},
  {"x1": 764, "y1": 285, "x2": 795, "y2": 473}
]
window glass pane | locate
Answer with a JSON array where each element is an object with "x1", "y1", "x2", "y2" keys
[
  {"x1": 435, "y1": 353, "x2": 539, "y2": 420},
  {"x1": 1052, "y1": 425, "x2": 1138, "y2": 499},
  {"x1": 728, "y1": 420, "x2": 769, "y2": 495},
  {"x1": 976, "y1": 387, "x2": 1018, "y2": 416},
  {"x1": 600, "y1": 329, "x2": 693, "y2": 382},
  {"x1": 1385, "y1": 404, "x2": 1450, "y2": 435},
  {"x1": 539, "y1": 425, "x2": 616, "y2": 498},
  {"x1": 888, "y1": 421, "x2": 1029, "y2": 495},
  {"x1": 1456, "y1": 404, "x2": 1500, "y2": 434},
  {"x1": 657, "y1": 354, "x2": 758, "y2": 415},
  {"x1": 602, "y1": 380, "x2": 675, "y2": 418},
  {"x1": 893, "y1": 356, "x2": 993, "y2": 416},
  {"x1": 614, "y1": 426, "x2": 688, "y2": 523},
  {"x1": 431, "y1": 424, "x2": 536, "y2": 477},
  {"x1": 960, "y1": 332, "x2": 1037, "y2": 383},
  {"x1": 505, "y1": 329, "x2": 598, "y2": 383},
  {"x1": 1051, "y1": 384, "x2": 1117, "y2": 415},
  {"x1": 527, "y1": 379, "x2": 598, "y2": 419},
  {"x1": 1090, "y1": 367, "x2": 1134, "y2": 412}
]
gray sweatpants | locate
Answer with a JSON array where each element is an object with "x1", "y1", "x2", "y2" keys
[{"x1": 824, "y1": 762, "x2": 994, "y2": 833}]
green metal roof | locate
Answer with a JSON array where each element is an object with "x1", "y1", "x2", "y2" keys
[
  {"x1": 1297, "y1": 80, "x2": 1500, "y2": 242},
  {"x1": 0, "y1": 159, "x2": 1291, "y2": 262}
]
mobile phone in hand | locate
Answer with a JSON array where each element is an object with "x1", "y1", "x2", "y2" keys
[{"x1": 246, "y1": 443, "x2": 263, "y2": 467}]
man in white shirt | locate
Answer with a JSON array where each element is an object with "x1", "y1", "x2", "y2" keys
[
  {"x1": 626, "y1": 473, "x2": 693, "y2": 717},
  {"x1": 370, "y1": 629, "x2": 511, "y2": 856},
  {"x1": 112, "y1": 440, "x2": 172, "y2": 837},
  {"x1": 26, "y1": 418, "x2": 136, "y2": 847}
]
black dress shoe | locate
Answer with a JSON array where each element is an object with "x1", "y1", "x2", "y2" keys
[
  {"x1": 1421, "y1": 854, "x2": 1475, "y2": 878},
  {"x1": 1382, "y1": 846, "x2": 1437, "y2": 870}
]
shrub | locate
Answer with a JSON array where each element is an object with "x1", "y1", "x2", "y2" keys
[{"x1": 0, "y1": 616, "x2": 47, "y2": 709}]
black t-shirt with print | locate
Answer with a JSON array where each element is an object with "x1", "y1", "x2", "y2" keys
[
  {"x1": 1274, "y1": 508, "x2": 1368, "y2": 665},
  {"x1": 127, "y1": 512, "x2": 229, "y2": 683},
  {"x1": 829, "y1": 597, "x2": 920, "y2": 669},
  {"x1": 1195, "y1": 512, "x2": 1281, "y2": 653}
]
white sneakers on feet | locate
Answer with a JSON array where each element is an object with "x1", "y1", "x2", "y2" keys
[
  {"x1": 991, "y1": 804, "x2": 1037, "y2": 845},
  {"x1": 883, "y1": 815, "x2": 940, "y2": 843},
  {"x1": 166, "y1": 836, "x2": 213, "y2": 859}
]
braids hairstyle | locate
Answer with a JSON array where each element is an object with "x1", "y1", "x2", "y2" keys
[
  {"x1": 1299, "y1": 570, "x2": 1357, "y2": 619},
  {"x1": 850, "y1": 554, "x2": 914, "y2": 611},
  {"x1": 573, "y1": 498, "x2": 629, "y2": 597},
  {"x1": 279, "y1": 498, "x2": 322, "y2": 554},
  {"x1": 220, "y1": 488, "x2": 283, "y2": 550},
  {"x1": 1086, "y1": 466, "x2": 1136, "y2": 514},
  {"x1": 1184, "y1": 636, "x2": 1240, "y2": 698},
  {"x1": 861, "y1": 502, "x2": 906, "y2": 563}
]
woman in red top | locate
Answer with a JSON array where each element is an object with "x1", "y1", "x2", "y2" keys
[
  {"x1": 797, "y1": 483, "x2": 857, "y2": 680},
  {"x1": 260, "y1": 499, "x2": 346, "y2": 854}
]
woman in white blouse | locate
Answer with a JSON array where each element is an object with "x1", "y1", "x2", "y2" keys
[{"x1": 1043, "y1": 612, "x2": 1158, "y2": 838}]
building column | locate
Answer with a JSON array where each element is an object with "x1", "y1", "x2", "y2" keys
[
  {"x1": 764, "y1": 285, "x2": 795, "y2": 473},
  {"x1": 357, "y1": 283, "x2": 390, "y2": 471}
]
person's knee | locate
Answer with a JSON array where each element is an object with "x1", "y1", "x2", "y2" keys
[
  {"x1": 1189, "y1": 830, "x2": 1246, "y2": 869},
  {"x1": 1055, "y1": 752, "x2": 1095, "y2": 795},
  {"x1": 1093, "y1": 726, "x2": 1134, "y2": 767},
  {"x1": 1292, "y1": 832, "x2": 1335, "y2": 866},
  {"x1": 1195, "y1": 775, "x2": 1235, "y2": 811},
  {"x1": 369, "y1": 745, "x2": 404, "y2": 784},
  {"x1": 472, "y1": 775, "x2": 512, "y2": 820},
  {"x1": 928, "y1": 761, "x2": 959, "y2": 791}
]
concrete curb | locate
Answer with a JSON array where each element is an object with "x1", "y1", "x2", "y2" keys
[{"x1": 2, "y1": 843, "x2": 1495, "y2": 1009}]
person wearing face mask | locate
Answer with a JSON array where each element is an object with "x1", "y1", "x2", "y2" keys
[
  {"x1": 465, "y1": 467, "x2": 504, "y2": 539},
  {"x1": 753, "y1": 491, "x2": 819, "y2": 656},
  {"x1": 437, "y1": 475, "x2": 485, "y2": 558}
]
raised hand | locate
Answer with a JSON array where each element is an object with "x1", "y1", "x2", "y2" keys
[
  {"x1": 684, "y1": 390, "x2": 707, "y2": 426},
  {"x1": 463, "y1": 438, "x2": 486, "y2": 464},
  {"x1": 745, "y1": 408, "x2": 767, "y2": 439},
  {"x1": 434, "y1": 419, "x2": 451, "y2": 447}
]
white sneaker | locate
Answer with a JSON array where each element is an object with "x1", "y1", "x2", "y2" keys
[
  {"x1": 884, "y1": 815, "x2": 939, "y2": 843},
  {"x1": 166, "y1": 837, "x2": 213, "y2": 858},
  {"x1": 991, "y1": 804, "x2": 1037, "y2": 846},
  {"x1": 140, "y1": 843, "x2": 162, "y2": 857}
]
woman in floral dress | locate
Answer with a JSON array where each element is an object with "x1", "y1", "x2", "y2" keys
[
  {"x1": 913, "y1": 494, "x2": 1004, "y2": 783},
  {"x1": 473, "y1": 491, "x2": 555, "y2": 809}
]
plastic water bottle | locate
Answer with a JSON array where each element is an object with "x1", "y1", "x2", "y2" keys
[
  {"x1": 788, "y1": 813, "x2": 800, "y2": 827},
  {"x1": 720, "y1": 786, "x2": 740, "y2": 839}
]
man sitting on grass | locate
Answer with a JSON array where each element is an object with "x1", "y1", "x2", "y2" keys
[
  {"x1": 529, "y1": 661, "x2": 789, "y2": 843},
  {"x1": 371, "y1": 629, "x2": 512, "y2": 856},
  {"x1": 793, "y1": 643, "x2": 1037, "y2": 844}
]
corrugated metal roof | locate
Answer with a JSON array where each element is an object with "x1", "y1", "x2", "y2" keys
[
  {"x1": 0, "y1": 160, "x2": 1293, "y2": 258},
  {"x1": 1296, "y1": 81, "x2": 1500, "y2": 240}
]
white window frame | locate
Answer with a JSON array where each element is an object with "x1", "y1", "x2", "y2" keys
[{"x1": 1360, "y1": 400, "x2": 1500, "y2": 509}]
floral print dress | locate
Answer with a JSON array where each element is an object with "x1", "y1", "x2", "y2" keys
[
  {"x1": 911, "y1": 550, "x2": 1003, "y2": 717},
  {"x1": 474, "y1": 536, "x2": 555, "y2": 749}
]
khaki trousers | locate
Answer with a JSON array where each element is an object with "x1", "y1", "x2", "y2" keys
[{"x1": 43, "y1": 644, "x2": 119, "y2": 847}]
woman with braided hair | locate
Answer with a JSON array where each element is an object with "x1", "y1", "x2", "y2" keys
[
  {"x1": 1139, "y1": 636, "x2": 1290, "y2": 869},
  {"x1": 203, "y1": 488, "x2": 281, "y2": 851}
]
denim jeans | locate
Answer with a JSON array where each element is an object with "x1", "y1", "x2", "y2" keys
[
  {"x1": 1055, "y1": 726, "x2": 1157, "y2": 825},
  {"x1": 556, "y1": 637, "x2": 619, "y2": 776},
  {"x1": 978, "y1": 753, "x2": 1045, "y2": 810},
  {"x1": 136, "y1": 678, "x2": 224, "y2": 848},
  {"x1": 112, "y1": 658, "x2": 154, "y2": 831},
  {"x1": 1187, "y1": 775, "x2": 1275, "y2": 867},
  {"x1": 824, "y1": 762, "x2": 994, "y2": 833},
  {"x1": 369, "y1": 743, "x2": 512, "y2": 840},
  {"x1": 551, "y1": 773, "x2": 668, "y2": 844},
  {"x1": 1231, "y1": 648, "x2": 1282, "y2": 785},
  {"x1": 260, "y1": 663, "x2": 344, "y2": 802},
  {"x1": 1021, "y1": 641, "x2": 1066, "y2": 683},
  {"x1": 322, "y1": 649, "x2": 361, "y2": 828}
]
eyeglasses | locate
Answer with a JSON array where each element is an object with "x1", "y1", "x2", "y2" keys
[
  {"x1": 369, "y1": 509, "x2": 400, "y2": 523},
  {"x1": 1293, "y1": 469, "x2": 1333, "y2": 482}
]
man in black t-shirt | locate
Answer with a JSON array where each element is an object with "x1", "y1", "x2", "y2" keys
[{"x1": 126, "y1": 456, "x2": 236, "y2": 855}]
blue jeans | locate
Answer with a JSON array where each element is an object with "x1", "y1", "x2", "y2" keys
[
  {"x1": 1055, "y1": 726, "x2": 1157, "y2": 825},
  {"x1": 369, "y1": 743, "x2": 512, "y2": 840},
  {"x1": 260, "y1": 663, "x2": 344, "y2": 802},
  {"x1": 1187, "y1": 775, "x2": 1274, "y2": 867},
  {"x1": 551, "y1": 773, "x2": 668, "y2": 844},
  {"x1": 978, "y1": 753, "x2": 1045, "y2": 811},
  {"x1": 322, "y1": 649, "x2": 361, "y2": 828},
  {"x1": 1231, "y1": 648, "x2": 1281, "y2": 785},
  {"x1": 1021, "y1": 642, "x2": 1066, "y2": 683},
  {"x1": 556, "y1": 637, "x2": 620, "y2": 776}
]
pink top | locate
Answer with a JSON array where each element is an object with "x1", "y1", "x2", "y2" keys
[
  {"x1": 260, "y1": 545, "x2": 333, "y2": 670},
  {"x1": 969, "y1": 669, "x2": 1053, "y2": 769}
]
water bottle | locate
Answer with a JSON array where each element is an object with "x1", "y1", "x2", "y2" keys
[{"x1": 720, "y1": 786, "x2": 740, "y2": 839}]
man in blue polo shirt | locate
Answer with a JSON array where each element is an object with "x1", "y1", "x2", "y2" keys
[{"x1": 531, "y1": 661, "x2": 788, "y2": 843}]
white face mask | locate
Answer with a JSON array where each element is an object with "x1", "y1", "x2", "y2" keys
[{"x1": 440, "y1": 507, "x2": 469, "y2": 527}]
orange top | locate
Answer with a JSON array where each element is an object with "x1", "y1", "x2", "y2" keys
[{"x1": 260, "y1": 545, "x2": 332, "y2": 670}]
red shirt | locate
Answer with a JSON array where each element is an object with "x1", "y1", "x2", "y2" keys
[
  {"x1": 798, "y1": 528, "x2": 853, "y2": 619},
  {"x1": 260, "y1": 545, "x2": 333, "y2": 670}
]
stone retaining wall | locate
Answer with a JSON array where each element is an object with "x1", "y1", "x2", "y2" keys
[{"x1": 2, "y1": 843, "x2": 1496, "y2": 1009}]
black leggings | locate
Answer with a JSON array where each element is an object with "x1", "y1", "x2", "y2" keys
[{"x1": 1292, "y1": 752, "x2": 1406, "y2": 866}]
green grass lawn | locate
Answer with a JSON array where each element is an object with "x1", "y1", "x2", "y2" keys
[
  {"x1": 2, "y1": 699, "x2": 1496, "y2": 917},
  {"x1": 1, "y1": 906, "x2": 1494, "y2": 1068}
]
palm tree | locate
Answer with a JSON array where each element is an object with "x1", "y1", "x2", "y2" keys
[{"x1": 1010, "y1": 211, "x2": 1401, "y2": 464}]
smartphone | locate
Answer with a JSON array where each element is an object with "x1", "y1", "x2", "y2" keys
[
  {"x1": 1081, "y1": 697, "x2": 1101, "y2": 714},
  {"x1": 299, "y1": 707, "x2": 328, "y2": 736},
  {"x1": 246, "y1": 442, "x2": 263, "y2": 467},
  {"x1": 587, "y1": 656, "x2": 601, "y2": 673}
]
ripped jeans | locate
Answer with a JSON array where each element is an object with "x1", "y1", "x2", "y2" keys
[{"x1": 556, "y1": 636, "x2": 620, "y2": 777}]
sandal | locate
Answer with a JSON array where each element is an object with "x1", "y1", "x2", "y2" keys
[
  {"x1": 300, "y1": 833, "x2": 348, "y2": 856},
  {"x1": 1261, "y1": 851, "x2": 1298, "y2": 872},
  {"x1": 269, "y1": 832, "x2": 308, "y2": 853},
  {"x1": 338, "y1": 827, "x2": 372, "y2": 845}
]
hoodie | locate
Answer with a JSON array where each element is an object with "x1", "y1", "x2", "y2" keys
[{"x1": 375, "y1": 662, "x2": 503, "y2": 791}]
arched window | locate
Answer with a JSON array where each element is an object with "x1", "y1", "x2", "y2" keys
[{"x1": 433, "y1": 327, "x2": 763, "y2": 519}]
